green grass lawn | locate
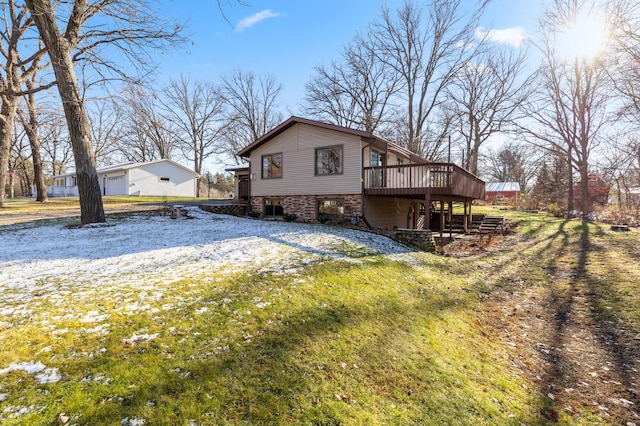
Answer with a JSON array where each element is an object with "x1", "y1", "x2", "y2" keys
[
  {"x1": 0, "y1": 207, "x2": 638, "y2": 425},
  {"x1": 0, "y1": 196, "x2": 204, "y2": 215}
]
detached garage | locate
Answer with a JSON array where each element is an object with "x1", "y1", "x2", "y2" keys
[
  {"x1": 485, "y1": 182, "x2": 521, "y2": 205},
  {"x1": 49, "y1": 159, "x2": 199, "y2": 197}
]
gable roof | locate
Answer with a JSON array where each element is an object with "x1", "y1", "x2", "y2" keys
[
  {"x1": 55, "y1": 159, "x2": 199, "y2": 178},
  {"x1": 237, "y1": 116, "x2": 373, "y2": 158}
]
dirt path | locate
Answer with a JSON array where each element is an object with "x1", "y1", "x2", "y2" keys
[{"x1": 472, "y1": 222, "x2": 640, "y2": 424}]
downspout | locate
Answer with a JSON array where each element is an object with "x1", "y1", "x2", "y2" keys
[
  {"x1": 246, "y1": 162, "x2": 252, "y2": 217},
  {"x1": 361, "y1": 139, "x2": 373, "y2": 230}
]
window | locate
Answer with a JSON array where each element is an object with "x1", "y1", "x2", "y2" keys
[
  {"x1": 371, "y1": 150, "x2": 385, "y2": 167},
  {"x1": 264, "y1": 198, "x2": 283, "y2": 216},
  {"x1": 397, "y1": 158, "x2": 404, "y2": 173},
  {"x1": 159, "y1": 176, "x2": 170, "y2": 182},
  {"x1": 315, "y1": 145, "x2": 343, "y2": 175},
  {"x1": 262, "y1": 153, "x2": 283, "y2": 179},
  {"x1": 318, "y1": 199, "x2": 344, "y2": 221},
  {"x1": 370, "y1": 150, "x2": 385, "y2": 187}
]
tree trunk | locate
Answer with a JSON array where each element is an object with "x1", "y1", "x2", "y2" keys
[
  {"x1": 23, "y1": 69, "x2": 50, "y2": 202},
  {"x1": 0, "y1": 121, "x2": 9, "y2": 207},
  {"x1": 579, "y1": 164, "x2": 592, "y2": 220},
  {"x1": 7, "y1": 167, "x2": 15, "y2": 198},
  {"x1": 26, "y1": 121, "x2": 48, "y2": 202},
  {"x1": 25, "y1": 0, "x2": 105, "y2": 223},
  {"x1": 0, "y1": 97, "x2": 19, "y2": 207},
  {"x1": 567, "y1": 151, "x2": 574, "y2": 212}
]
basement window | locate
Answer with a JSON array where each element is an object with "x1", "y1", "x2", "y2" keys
[
  {"x1": 317, "y1": 199, "x2": 344, "y2": 222},
  {"x1": 264, "y1": 198, "x2": 284, "y2": 217}
]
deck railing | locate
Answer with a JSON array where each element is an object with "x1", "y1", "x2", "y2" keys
[{"x1": 363, "y1": 163, "x2": 485, "y2": 200}]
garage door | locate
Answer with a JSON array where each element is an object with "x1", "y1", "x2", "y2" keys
[{"x1": 106, "y1": 174, "x2": 126, "y2": 195}]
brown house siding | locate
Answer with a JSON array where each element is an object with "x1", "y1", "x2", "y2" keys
[
  {"x1": 251, "y1": 194, "x2": 363, "y2": 222},
  {"x1": 249, "y1": 123, "x2": 363, "y2": 197}
]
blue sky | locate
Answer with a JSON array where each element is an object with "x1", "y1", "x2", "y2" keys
[{"x1": 158, "y1": 0, "x2": 543, "y2": 113}]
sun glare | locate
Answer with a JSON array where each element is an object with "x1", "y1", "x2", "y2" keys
[{"x1": 556, "y1": 12, "x2": 609, "y2": 62}]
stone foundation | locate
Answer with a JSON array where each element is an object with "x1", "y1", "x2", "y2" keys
[
  {"x1": 391, "y1": 229, "x2": 436, "y2": 253},
  {"x1": 199, "y1": 204, "x2": 247, "y2": 217},
  {"x1": 250, "y1": 194, "x2": 363, "y2": 223}
]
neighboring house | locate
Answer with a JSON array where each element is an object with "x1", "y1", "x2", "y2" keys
[
  {"x1": 573, "y1": 173, "x2": 609, "y2": 206},
  {"x1": 609, "y1": 186, "x2": 640, "y2": 209},
  {"x1": 233, "y1": 116, "x2": 485, "y2": 230},
  {"x1": 485, "y1": 182, "x2": 521, "y2": 205},
  {"x1": 48, "y1": 159, "x2": 199, "y2": 198}
]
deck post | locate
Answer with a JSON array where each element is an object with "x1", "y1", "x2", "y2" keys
[
  {"x1": 463, "y1": 201, "x2": 468, "y2": 233},
  {"x1": 448, "y1": 201, "x2": 453, "y2": 239},
  {"x1": 439, "y1": 200, "x2": 445, "y2": 240},
  {"x1": 424, "y1": 190, "x2": 431, "y2": 230}
]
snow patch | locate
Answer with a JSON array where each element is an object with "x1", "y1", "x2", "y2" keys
[
  {"x1": 0, "y1": 361, "x2": 46, "y2": 375},
  {"x1": 35, "y1": 368, "x2": 61, "y2": 384},
  {"x1": 122, "y1": 333, "x2": 159, "y2": 346},
  {"x1": 0, "y1": 361, "x2": 61, "y2": 384}
]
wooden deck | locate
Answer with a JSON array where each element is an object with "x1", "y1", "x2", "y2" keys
[{"x1": 363, "y1": 163, "x2": 485, "y2": 201}]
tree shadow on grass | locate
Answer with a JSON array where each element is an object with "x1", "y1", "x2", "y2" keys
[
  {"x1": 74, "y1": 261, "x2": 511, "y2": 425},
  {"x1": 417, "y1": 213, "x2": 639, "y2": 424},
  {"x1": 534, "y1": 221, "x2": 639, "y2": 423}
]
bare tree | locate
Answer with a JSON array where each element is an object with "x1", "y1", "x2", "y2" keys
[
  {"x1": 482, "y1": 141, "x2": 539, "y2": 192},
  {"x1": 448, "y1": 45, "x2": 531, "y2": 175},
  {"x1": 24, "y1": 0, "x2": 185, "y2": 224},
  {"x1": 0, "y1": 1, "x2": 52, "y2": 207},
  {"x1": 610, "y1": 0, "x2": 640, "y2": 121},
  {"x1": 117, "y1": 86, "x2": 176, "y2": 162},
  {"x1": 7, "y1": 124, "x2": 30, "y2": 198},
  {"x1": 368, "y1": 0, "x2": 488, "y2": 158},
  {"x1": 596, "y1": 131, "x2": 640, "y2": 215},
  {"x1": 18, "y1": 57, "x2": 50, "y2": 202},
  {"x1": 38, "y1": 107, "x2": 73, "y2": 176},
  {"x1": 304, "y1": 34, "x2": 400, "y2": 134},
  {"x1": 530, "y1": 151, "x2": 572, "y2": 209},
  {"x1": 159, "y1": 75, "x2": 226, "y2": 195},
  {"x1": 520, "y1": 0, "x2": 612, "y2": 217},
  {"x1": 86, "y1": 101, "x2": 123, "y2": 166},
  {"x1": 220, "y1": 69, "x2": 283, "y2": 165}
]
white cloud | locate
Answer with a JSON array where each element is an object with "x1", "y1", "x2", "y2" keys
[
  {"x1": 235, "y1": 10, "x2": 282, "y2": 33},
  {"x1": 475, "y1": 26, "x2": 529, "y2": 47}
]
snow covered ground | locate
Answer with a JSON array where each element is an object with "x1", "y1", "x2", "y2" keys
[
  {"x1": 0, "y1": 207, "x2": 426, "y2": 422},
  {"x1": 0, "y1": 207, "x2": 417, "y2": 317}
]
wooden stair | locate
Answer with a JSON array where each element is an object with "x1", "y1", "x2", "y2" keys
[{"x1": 478, "y1": 215, "x2": 505, "y2": 234}]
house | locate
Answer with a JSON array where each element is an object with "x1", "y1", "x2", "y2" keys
[
  {"x1": 233, "y1": 116, "x2": 485, "y2": 231},
  {"x1": 609, "y1": 186, "x2": 640, "y2": 209},
  {"x1": 48, "y1": 159, "x2": 199, "y2": 197},
  {"x1": 485, "y1": 182, "x2": 521, "y2": 205},
  {"x1": 573, "y1": 173, "x2": 609, "y2": 206}
]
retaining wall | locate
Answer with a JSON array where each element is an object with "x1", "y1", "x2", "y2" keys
[{"x1": 199, "y1": 204, "x2": 247, "y2": 217}]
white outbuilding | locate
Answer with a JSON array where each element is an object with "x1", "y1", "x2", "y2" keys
[{"x1": 48, "y1": 159, "x2": 199, "y2": 197}]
